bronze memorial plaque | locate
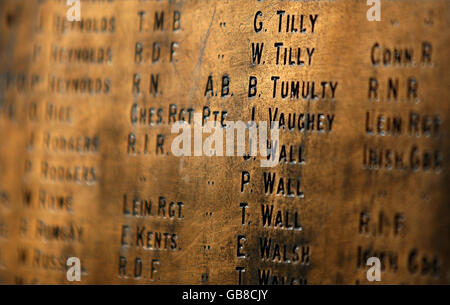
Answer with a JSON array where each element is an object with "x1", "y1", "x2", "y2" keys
[{"x1": 0, "y1": 0, "x2": 448, "y2": 285}]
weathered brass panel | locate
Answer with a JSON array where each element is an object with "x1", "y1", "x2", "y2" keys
[{"x1": 0, "y1": 0, "x2": 448, "y2": 284}]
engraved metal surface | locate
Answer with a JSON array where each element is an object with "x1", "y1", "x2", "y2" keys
[{"x1": 0, "y1": 0, "x2": 448, "y2": 284}]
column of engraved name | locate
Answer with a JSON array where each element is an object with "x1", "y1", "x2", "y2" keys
[
  {"x1": 360, "y1": 8, "x2": 444, "y2": 282},
  {"x1": 235, "y1": 3, "x2": 339, "y2": 284},
  {"x1": 119, "y1": 1, "x2": 185, "y2": 283}
]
